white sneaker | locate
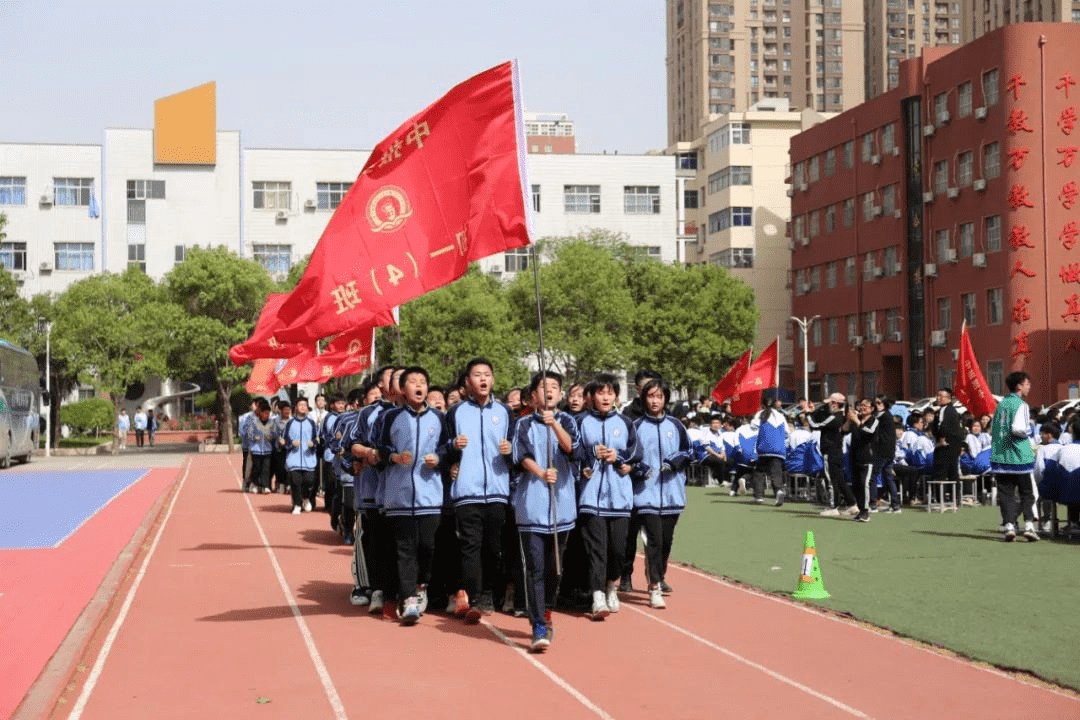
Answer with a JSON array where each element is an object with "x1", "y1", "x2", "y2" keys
[
  {"x1": 291, "y1": 505, "x2": 301, "y2": 515},
  {"x1": 261, "y1": 487, "x2": 271, "y2": 494},
  {"x1": 606, "y1": 582, "x2": 620, "y2": 613},
  {"x1": 369, "y1": 590, "x2": 384, "y2": 613},
  {"x1": 501, "y1": 586, "x2": 515, "y2": 613},
  {"x1": 417, "y1": 587, "x2": 428, "y2": 614},
  {"x1": 590, "y1": 590, "x2": 610, "y2": 620},
  {"x1": 649, "y1": 587, "x2": 667, "y2": 609},
  {"x1": 1023, "y1": 522, "x2": 1040, "y2": 542},
  {"x1": 1003, "y1": 523, "x2": 1017, "y2": 541},
  {"x1": 302, "y1": 500, "x2": 312, "y2": 512},
  {"x1": 819, "y1": 507, "x2": 841, "y2": 517}
]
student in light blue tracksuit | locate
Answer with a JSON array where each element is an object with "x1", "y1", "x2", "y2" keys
[
  {"x1": 443, "y1": 357, "x2": 514, "y2": 621},
  {"x1": 241, "y1": 398, "x2": 277, "y2": 494},
  {"x1": 575, "y1": 373, "x2": 643, "y2": 620},
  {"x1": 280, "y1": 397, "x2": 318, "y2": 514},
  {"x1": 630, "y1": 378, "x2": 691, "y2": 609},
  {"x1": 373, "y1": 367, "x2": 449, "y2": 626},
  {"x1": 333, "y1": 389, "x2": 366, "y2": 544},
  {"x1": 319, "y1": 395, "x2": 345, "y2": 523},
  {"x1": 511, "y1": 371, "x2": 580, "y2": 653},
  {"x1": 753, "y1": 399, "x2": 789, "y2": 505}
]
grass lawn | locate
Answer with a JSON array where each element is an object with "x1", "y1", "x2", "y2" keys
[{"x1": 671, "y1": 487, "x2": 1080, "y2": 691}]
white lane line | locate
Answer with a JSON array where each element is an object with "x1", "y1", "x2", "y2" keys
[
  {"x1": 624, "y1": 604, "x2": 872, "y2": 718},
  {"x1": 52, "y1": 470, "x2": 151, "y2": 548},
  {"x1": 68, "y1": 460, "x2": 191, "y2": 719},
  {"x1": 228, "y1": 461, "x2": 349, "y2": 720},
  {"x1": 481, "y1": 621, "x2": 616, "y2": 720},
  {"x1": 668, "y1": 562, "x2": 1080, "y2": 703}
]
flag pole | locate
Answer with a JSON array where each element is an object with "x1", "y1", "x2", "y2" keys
[{"x1": 528, "y1": 244, "x2": 561, "y2": 577}]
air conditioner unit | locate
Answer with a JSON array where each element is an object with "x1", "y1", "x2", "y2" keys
[
  {"x1": 39, "y1": 193, "x2": 53, "y2": 206},
  {"x1": 973, "y1": 178, "x2": 986, "y2": 191},
  {"x1": 893, "y1": 209, "x2": 903, "y2": 219},
  {"x1": 275, "y1": 210, "x2": 288, "y2": 220},
  {"x1": 873, "y1": 265, "x2": 884, "y2": 278},
  {"x1": 923, "y1": 124, "x2": 936, "y2": 136},
  {"x1": 923, "y1": 191, "x2": 935, "y2": 203},
  {"x1": 889, "y1": 331, "x2": 903, "y2": 342},
  {"x1": 40, "y1": 261, "x2": 53, "y2": 272},
  {"x1": 786, "y1": 187, "x2": 794, "y2": 197},
  {"x1": 931, "y1": 330, "x2": 947, "y2": 347},
  {"x1": 973, "y1": 252, "x2": 987, "y2": 268},
  {"x1": 871, "y1": 205, "x2": 883, "y2": 217},
  {"x1": 799, "y1": 236, "x2": 810, "y2": 246},
  {"x1": 806, "y1": 360, "x2": 817, "y2": 373},
  {"x1": 851, "y1": 335, "x2": 865, "y2": 347},
  {"x1": 798, "y1": 281, "x2": 811, "y2": 293},
  {"x1": 489, "y1": 264, "x2": 503, "y2": 274},
  {"x1": 871, "y1": 154, "x2": 882, "y2": 165},
  {"x1": 303, "y1": 199, "x2": 317, "y2": 209},
  {"x1": 974, "y1": 106, "x2": 987, "y2": 120},
  {"x1": 891, "y1": 146, "x2": 901, "y2": 157},
  {"x1": 871, "y1": 333, "x2": 884, "y2": 344},
  {"x1": 937, "y1": 110, "x2": 951, "y2": 125},
  {"x1": 11, "y1": 270, "x2": 27, "y2": 281},
  {"x1": 924, "y1": 262, "x2": 938, "y2": 277},
  {"x1": 798, "y1": 182, "x2": 808, "y2": 192},
  {"x1": 947, "y1": 187, "x2": 959, "y2": 198},
  {"x1": 951, "y1": 348, "x2": 960, "y2": 361},
  {"x1": 944, "y1": 247, "x2": 958, "y2": 263}
]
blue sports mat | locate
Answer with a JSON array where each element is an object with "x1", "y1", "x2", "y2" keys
[{"x1": 0, "y1": 469, "x2": 148, "y2": 549}]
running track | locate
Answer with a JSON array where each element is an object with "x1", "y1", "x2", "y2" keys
[{"x1": 11, "y1": 454, "x2": 1080, "y2": 719}]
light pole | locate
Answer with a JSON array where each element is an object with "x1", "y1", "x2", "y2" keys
[
  {"x1": 37, "y1": 320, "x2": 53, "y2": 457},
  {"x1": 790, "y1": 315, "x2": 820, "y2": 400}
]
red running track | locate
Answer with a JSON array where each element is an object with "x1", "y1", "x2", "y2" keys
[{"x1": 24, "y1": 455, "x2": 1080, "y2": 719}]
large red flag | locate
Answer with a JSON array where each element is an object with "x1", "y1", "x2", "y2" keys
[
  {"x1": 275, "y1": 327, "x2": 375, "y2": 384},
  {"x1": 711, "y1": 348, "x2": 752, "y2": 404},
  {"x1": 229, "y1": 294, "x2": 307, "y2": 366},
  {"x1": 954, "y1": 322, "x2": 997, "y2": 418},
  {"x1": 270, "y1": 60, "x2": 532, "y2": 343},
  {"x1": 730, "y1": 339, "x2": 779, "y2": 416},
  {"x1": 245, "y1": 358, "x2": 284, "y2": 396}
]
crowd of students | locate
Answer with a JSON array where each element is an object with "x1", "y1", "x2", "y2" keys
[{"x1": 238, "y1": 363, "x2": 691, "y2": 654}]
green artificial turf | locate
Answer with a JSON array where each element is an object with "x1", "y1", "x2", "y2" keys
[{"x1": 670, "y1": 487, "x2": 1080, "y2": 691}]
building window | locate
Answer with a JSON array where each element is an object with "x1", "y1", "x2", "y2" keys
[
  {"x1": 810, "y1": 266, "x2": 821, "y2": 292},
  {"x1": 127, "y1": 180, "x2": 165, "y2": 200},
  {"x1": 886, "y1": 308, "x2": 900, "y2": 335},
  {"x1": 812, "y1": 319, "x2": 822, "y2": 346},
  {"x1": 683, "y1": 189, "x2": 698, "y2": 210},
  {"x1": 983, "y1": 142, "x2": 1000, "y2": 179},
  {"x1": 128, "y1": 243, "x2": 146, "y2": 272},
  {"x1": 865, "y1": 372, "x2": 878, "y2": 398},
  {"x1": 808, "y1": 156, "x2": 820, "y2": 182},
  {"x1": 564, "y1": 184, "x2": 600, "y2": 213},
  {"x1": 0, "y1": 177, "x2": 27, "y2": 205},
  {"x1": 810, "y1": 210, "x2": 820, "y2": 238},
  {"x1": 713, "y1": 248, "x2": 753, "y2": 268},
  {"x1": 987, "y1": 287, "x2": 1003, "y2": 325},
  {"x1": 933, "y1": 160, "x2": 949, "y2": 194},
  {"x1": 505, "y1": 247, "x2": 530, "y2": 272},
  {"x1": 883, "y1": 123, "x2": 896, "y2": 154},
  {"x1": 958, "y1": 81, "x2": 973, "y2": 117},
  {"x1": 824, "y1": 149, "x2": 836, "y2": 176},
  {"x1": 253, "y1": 181, "x2": 291, "y2": 210},
  {"x1": 883, "y1": 185, "x2": 896, "y2": 215},
  {"x1": 863, "y1": 252, "x2": 877, "y2": 281},
  {"x1": 175, "y1": 245, "x2": 186, "y2": 263},
  {"x1": 78, "y1": 386, "x2": 96, "y2": 401},
  {"x1": 847, "y1": 371, "x2": 858, "y2": 396},
  {"x1": 0, "y1": 241, "x2": 28, "y2": 271},
  {"x1": 861, "y1": 133, "x2": 873, "y2": 162},
  {"x1": 843, "y1": 198, "x2": 854, "y2": 228},
  {"x1": 862, "y1": 191, "x2": 875, "y2": 221},
  {"x1": 624, "y1": 186, "x2": 661, "y2": 215},
  {"x1": 127, "y1": 199, "x2": 145, "y2": 224},
  {"x1": 845, "y1": 256, "x2": 856, "y2": 285},
  {"x1": 962, "y1": 292, "x2": 976, "y2": 327},
  {"x1": 55, "y1": 242, "x2": 94, "y2": 271},
  {"x1": 825, "y1": 204, "x2": 836, "y2": 232},
  {"x1": 531, "y1": 184, "x2": 541, "y2": 213},
  {"x1": 934, "y1": 92, "x2": 949, "y2": 125},
  {"x1": 843, "y1": 140, "x2": 854, "y2": 169},
  {"x1": 938, "y1": 296, "x2": 952, "y2": 331},
  {"x1": 986, "y1": 215, "x2": 1001, "y2": 252},
  {"x1": 826, "y1": 261, "x2": 837, "y2": 288},
  {"x1": 957, "y1": 151, "x2": 973, "y2": 187},
  {"x1": 253, "y1": 244, "x2": 291, "y2": 274},
  {"x1": 983, "y1": 68, "x2": 999, "y2": 106},
  {"x1": 987, "y1": 360, "x2": 1004, "y2": 394},
  {"x1": 316, "y1": 182, "x2": 351, "y2": 210},
  {"x1": 828, "y1": 317, "x2": 838, "y2": 344},
  {"x1": 846, "y1": 315, "x2": 857, "y2": 341},
  {"x1": 884, "y1": 245, "x2": 899, "y2": 275},
  {"x1": 959, "y1": 222, "x2": 974, "y2": 258},
  {"x1": 936, "y1": 228, "x2": 951, "y2": 262},
  {"x1": 794, "y1": 215, "x2": 805, "y2": 242},
  {"x1": 54, "y1": 178, "x2": 94, "y2": 206},
  {"x1": 864, "y1": 310, "x2": 877, "y2": 338}
]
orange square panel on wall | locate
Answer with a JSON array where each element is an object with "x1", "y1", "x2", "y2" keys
[{"x1": 154, "y1": 82, "x2": 216, "y2": 165}]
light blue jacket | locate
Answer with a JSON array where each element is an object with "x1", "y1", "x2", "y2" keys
[
  {"x1": 633, "y1": 414, "x2": 691, "y2": 515},
  {"x1": 755, "y1": 408, "x2": 788, "y2": 459},
  {"x1": 443, "y1": 398, "x2": 514, "y2": 506},
  {"x1": 511, "y1": 411, "x2": 581, "y2": 533},
  {"x1": 374, "y1": 404, "x2": 448, "y2": 517},
  {"x1": 281, "y1": 416, "x2": 318, "y2": 471},
  {"x1": 575, "y1": 410, "x2": 642, "y2": 518},
  {"x1": 351, "y1": 400, "x2": 395, "y2": 510},
  {"x1": 241, "y1": 415, "x2": 277, "y2": 456}
]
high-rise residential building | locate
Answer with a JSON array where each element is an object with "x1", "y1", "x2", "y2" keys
[
  {"x1": 966, "y1": 0, "x2": 1080, "y2": 39},
  {"x1": 665, "y1": 0, "x2": 864, "y2": 145}
]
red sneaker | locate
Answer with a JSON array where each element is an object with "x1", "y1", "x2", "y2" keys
[
  {"x1": 544, "y1": 610, "x2": 554, "y2": 641},
  {"x1": 453, "y1": 590, "x2": 470, "y2": 618},
  {"x1": 382, "y1": 599, "x2": 399, "y2": 621}
]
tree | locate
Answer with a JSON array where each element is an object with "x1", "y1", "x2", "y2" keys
[
  {"x1": 374, "y1": 266, "x2": 529, "y2": 392},
  {"x1": 52, "y1": 267, "x2": 181, "y2": 453},
  {"x1": 164, "y1": 246, "x2": 274, "y2": 450}
]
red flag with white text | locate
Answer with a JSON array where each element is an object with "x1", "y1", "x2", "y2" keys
[
  {"x1": 953, "y1": 322, "x2": 997, "y2": 418},
  {"x1": 275, "y1": 327, "x2": 375, "y2": 384},
  {"x1": 269, "y1": 61, "x2": 532, "y2": 343},
  {"x1": 730, "y1": 339, "x2": 779, "y2": 416},
  {"x1": 229, "y1": 294, "x2": 307, "y2": 366},
  {"x1": 711, "y1": 348, "x2": 752, "y2": 404}
]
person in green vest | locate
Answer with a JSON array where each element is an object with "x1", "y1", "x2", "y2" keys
[{"x1": 990, "y1": 371, "x2": 1038, "y2": 542}]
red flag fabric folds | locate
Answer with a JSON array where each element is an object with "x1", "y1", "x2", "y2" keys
[
  {"x1": 245, "y1": 358, "x2": 284, "y2": 396},
  {"x1": 275, "y1": 327, "x2": 375, "y2": 384},
  {"x1": 954, "y1": 322, "x2": 997, "y2": 418},
  {"x1": 229, "y1": 294, "x2": 307, "y2": 366},
  {"x1": 730, "y1": 339, "x2": 779, "y2": 416},
  {"x1": 711, "y1": 348, "x2": 752, "y2": 404},
  {"x1": 270, "y1": 60, "x2": 531, "y2": 343}
]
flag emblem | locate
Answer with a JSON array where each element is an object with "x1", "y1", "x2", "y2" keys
[{"x1": 367, "y1": 186, "x2": 413, "y2": 233}]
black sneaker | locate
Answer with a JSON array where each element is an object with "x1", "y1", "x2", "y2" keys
[
  {"x1": 854, "y1": 511, "x2": 871, "y2": 522},
  {"x1": 349, "y1": 587, "x2": 369, "y2": 606},
  {"x1": 659, "y1": 580, "x2": 673, "y2": 595},
  {"x1": 479, "y1": 590, "x2": 495, "y2": 615},
  {"x1": 618, "y1": 577, "x2": 633, "y2": 593}
]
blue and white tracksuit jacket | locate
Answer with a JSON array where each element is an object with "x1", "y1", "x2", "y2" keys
[
  {"x1": 320, "y1": 411, "x2": 341, "y2": 465},
  {"x1": 443, "y1": 398, "x2": 514, "y2": 507},
  {"x1": 633, "y1": 414, "x2": 692, "y2": 516},
  {"x1": 281, "y1": 416, "x2": 318, "y2": 471},
  {"x1": 575, "y1": 409, "x2": 643, "y2": 518},
  {"x1": 350, "y1": 400, "x2": 395, "y2": 511},
  {"x1": 242, "y1": 416, "x2": 277, "y2": 456},
  {"x1": 374, "y1": 404, "x2": 448, "y2": 518},
  {"x1": 238, "y1": 411, "x2": 254, "y2": 452},
  {"x1": 511, "y1": 411, "x2": 581, "y2": 534},
  {"x1": 334, "y1": 409, "x2": 363, "y2": 489},
  {"x1": 755, "y1": 408, "x2": 789, "y2": 459}
]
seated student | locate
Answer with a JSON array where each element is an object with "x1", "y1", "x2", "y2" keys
[
  {"x1": 1034, "y1": 422, "x2": 1063, "y2": 534},
  {"x1": 897, "y1": 411, "x2": 934, "y2": 505},
  {"x1": 788, "y1": 413, "x2": 814, "y2": 449},
  {"x1": 698, "y1": 414, "x2": 727, "y2": 487},
  {"x1": 1037, "y1": 415, "x2": 1080, "y2": 537}
]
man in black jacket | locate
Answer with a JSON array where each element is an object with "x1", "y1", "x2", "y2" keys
[
  {"x1": 930, "y1": 387, "x2": 965, "y2": 488},
  {"x1": 809, "y1": 393, "x2": 858, "y2": 516}
]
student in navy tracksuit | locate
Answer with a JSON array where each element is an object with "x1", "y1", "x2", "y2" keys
[
  {"x1": 241, "y1": 398, "x2": 277, "y2": 494},
  {"x1": 575, "y1": 373, "x2": 643, "y2": 620},
  {"x1": 753, "y1": 399, "x2": 789, "y2": 505},
  {"x1": 332, "y1": 389, "x2": 365, "y2": 543},
  {"x1": 443, "y1": 358, "x2": 514, "y2": 622},
  {"x1": 319, "y1": 395, "x2": 345, "y2": 523},
  {"x1": 373, "y1": 367, "x2": 449, "y2": 626},
  {"x1": 280, "y1": 397, "x2": 318, "y2": 514},
  {"x1": 342, "y1": 379, "x2": 385, "y2": 607},
  {"x1": 511, "y1": 371, "x2": 580, "y2": 653},
  {"x1": 629, "y1": 378, "x2": 691, "y2": 608}
]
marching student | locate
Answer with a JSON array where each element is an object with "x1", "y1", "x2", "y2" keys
[
  {"x1": 629, "y1": 378, "x2": 691, "y2": 608},
  {"x1": 319, "y1": 394, "x2": 345, "y2": 521},
  {"x1": 280, "y1": 397, "x2": 318, "y2": 514},
  {"x1": 332, "y1": 389, "x2": 366, "y2": 544},
  {"x1": 372, "y1": 367, "x2": 449, "y2": 625},
  {"x1": 575, "y1": 372, "x2": 643, "y2": 620},
  {"x1": 272, "y1": 401, "x2": 292, "y2": 494},
  {"x1": 443, "y1": 358, "x2": 514, "y2": 622},
  {"x1": 239, "y1": 399, "x2": 258, "y2": 486},
  {"x1": 991, "y1": 371, "x2": 1039, "y2": 541},
  {"x1": 242, "y1": 398, "x2": 278, "y2": 494},
  {"x1": 310, "y1": 393, "x2": 329, "y2": 509},
  {"x1": 511, "y1": 371, "x2": 580, "y2": 652},
  {"x1": 752, "y1": 396, "x2": 788, "y2": 506}
]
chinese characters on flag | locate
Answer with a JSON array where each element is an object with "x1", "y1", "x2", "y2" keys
[
  {"x1": 710, "y1": 348, "x2": 752, "y2": 405},
  {"x1": 953, "y1": 323, "x2": 997, "y2": 418},
  {"x1": 729, "y1": 339, "x2": 780, "y2": 416}
]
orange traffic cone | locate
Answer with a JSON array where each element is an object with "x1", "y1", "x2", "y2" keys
[{"x1": 792, "y1": 530, "x2": 830, "y2": 600}]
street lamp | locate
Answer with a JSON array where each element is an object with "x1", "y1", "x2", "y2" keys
[{"x1": 791, "y1": 315, "x2": 820, "y2": 401}]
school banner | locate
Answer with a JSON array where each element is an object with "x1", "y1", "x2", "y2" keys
[
  {"x1": 730, "y1": 339, "x2": 779, "y2": 416},
  {"x1": 269, "y1": 60, "x2": 532, "y2": 343},
  {"x1": 710, "y1": 348, "x2": 752, "y2": 404},
  {"x1": 953, "y1": 322, "x2": 997, "y2": 418}
]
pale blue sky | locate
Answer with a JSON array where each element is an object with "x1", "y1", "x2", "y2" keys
[{"x1": 0, "y1": 0, "x2": 667, "y2": 154}]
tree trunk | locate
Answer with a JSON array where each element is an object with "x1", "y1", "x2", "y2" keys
[
  {"x1": 219, "y1": 380, "x2": 235, "y2": 453},
  {"x1": 110, "y1": 392, "x2": 120, "y2": 455}
]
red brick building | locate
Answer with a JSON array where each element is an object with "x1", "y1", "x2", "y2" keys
[{"x1": 788, "y1": 23, "x2": 1080, "y2": 408}]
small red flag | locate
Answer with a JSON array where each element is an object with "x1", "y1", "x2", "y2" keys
[
  {"x1": 276, "y1": 327, "x2": 375, "y2": 384},
  {"x1": 730, "y1": 339, "x2": 779, "y2": 416},
  {"x1": 953, "y1": 322, "x2": 997, "y2": 418},
  {"x1": 245, "y1": 358, "x2": 284, "y2": 396},
  {"x1": 229, "y1": 294, "x2": 306, "y2": 366},
  {"x1": 711, "y1": 348, "x2": 752, "y2": 404},
  {"x1": 270, "y1": 61, "x2": 532, "y2": 343}
]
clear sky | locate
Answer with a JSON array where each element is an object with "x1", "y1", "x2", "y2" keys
[{"x1": 0, "y1": 0, "x2": 667, "y2": 155}]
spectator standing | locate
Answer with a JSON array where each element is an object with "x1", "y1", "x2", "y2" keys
[
  {"x1": 146, "y1": 409, "x2": 157, "y2": 447},
  {"x1": 930, "y1": 387, "x2": 965, "y2": 488},
  {"x1": 133, "y1": 406, "x2": 147, "y2": 448},
  {"x1": 117, "y1": 409, "x2": 130, "y2": 451}
]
